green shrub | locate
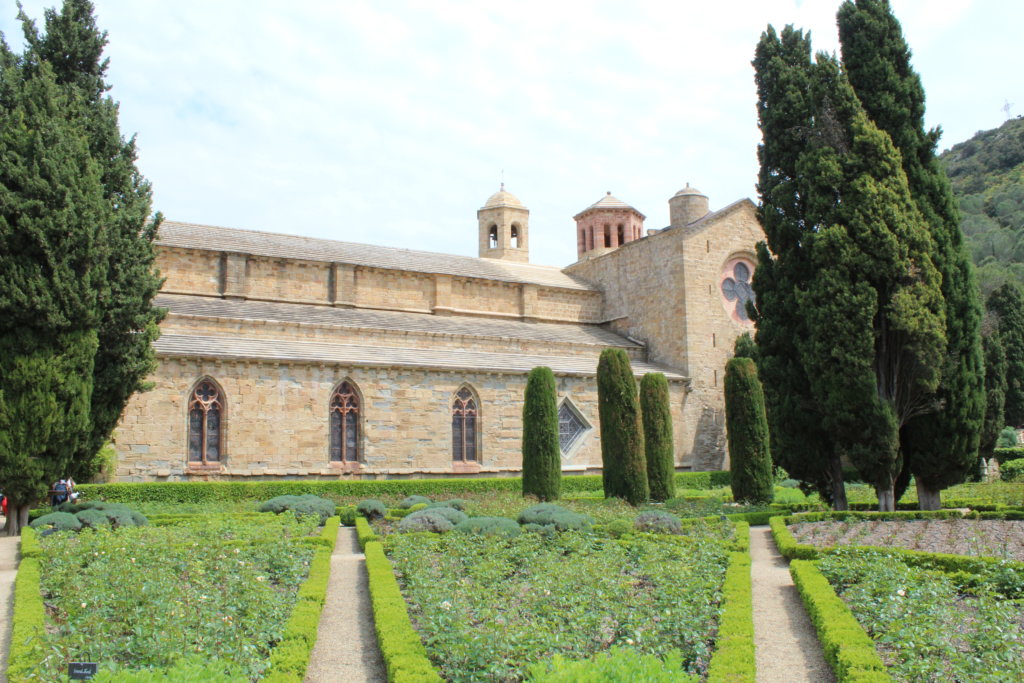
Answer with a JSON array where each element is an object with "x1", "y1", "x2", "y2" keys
[
  {"x1": 634, "y1": 510, "x2": 683, "y2": 535},
  {"x1": 997, "y1": 426, "x2": 1019, "y2": 448},
  {"x1": 522, "y1": 366, "x2": 562, "y2": 501},
  {"x1": 641, "y1": 373, "x2": 676, "y2": 502},
  {"x1": 425, "y1": 499, "x2": 467, "y2": 511},
  {"x1": 603, "y1": 519, "x2": 634, "y2": 538},
  {"x1": 517, "y1": 503, "x2": 593, "y2": 531},
  {"x1": 724, "y1": 358, "x2": 773, "y2": 505},
  {"x1": 397, "y1": 511, "x2": 454, "y2": 534},
  {"x1": 407, "y1": 507, "x2": 467, "y2": 526},
  {"x1": 452, "y1": 516, "x2": 521, "y2": 537},
  {"x1": 597, "y1": 348, "x2": 648, "y2": 505},
  {"x1": 75, "y1": 508, "x2": 111, "y2": 528},
  {"x1": 1000, "y1": 457, "x2": 1024, "y2": 482},
  {"x1": 529, "y1": 647, "x2": 695, "y2": 682},
  {"x1": 257, "y1": 495, "x2": 335, "y2": 524},
  {"x1": 399, "y1": 495, "x2": 432, "y2": 509},
  {"x1": 992, "y1": 446, "x2": 1024, "y2": 464},
  {"x1": 90, "y1": 656, "x2": 247, "y2": 681},
  {"x1": 705, "y1": 551, "x2": 755, "y2": 682},
  {"x1": 356, "y1": 499, "x2": 387, "y2": 520},
  {"x1": 355, "y1": 517, "x2": 378, "y2": 550},
  {"x1": 29, "y1": 511, "x2": 82, "y2": 531}
]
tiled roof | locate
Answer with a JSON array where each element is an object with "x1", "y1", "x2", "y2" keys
[
  {"x1": 574, "y1": 192, "x2": 645, "y2": 219},
  {"x1": 154, "y1": 333, "x2": 686, "y2": 379},
  {"x1": 156, "y1": 221, "x2": 595, "y2": 291},
  {"x1": 157, "y1": 294, "x2": 639, "y2": 349}
]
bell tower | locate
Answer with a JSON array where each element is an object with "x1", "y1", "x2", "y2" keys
[{"x1": 478, "y1": 184, "x2": 529, "y2": 262}]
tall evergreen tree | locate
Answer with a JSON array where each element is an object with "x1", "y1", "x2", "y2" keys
[
  {"x1": 521, "y1": 367, "x2": 561, "y2": 501},
  {"x1": 987, "y1": 283, "x2": 1024, "y2": 427},
  {"x1": 20, "y1": 0, "x2": 164, "y2": 481},
  {"x1": 751, "y1": 26, "x2": 847, "y2": 508},
  {"x1": 640, "y1": 373, "x2": 675, "y2": 502},
  {"x1": 724, "y1": 358, "x2": 774, "y2": 505},
  {"x1": 596, "y1": 348, "x2": 648, "y2": 505},
  {"x1": 839, "y1": 0, "x2": 985, "y2": 510},
  {"x1": 0, "y1": 39, "x2": 107, "y2": 533},
  {"x1": 979, "y1": 315, "x2": 1008, "y2": 466},
  {"x1": 796, "y1": 55, "x2": 946, "y2": 511}
]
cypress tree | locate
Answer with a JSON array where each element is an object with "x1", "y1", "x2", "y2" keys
[
  {"x1": 640, "y1": 373, "x2": 675, "y2": 502},
  {"x1": 979, "y1": 317, "x2": 1008, "y2": 466},
  {"x1": 596, "y1": 348, "x2": 648, "y2": 505},
  {"x1": 839, "y1": 0, "x2": 985, "y2": 510},
  {"x1": 724, "y1": 358, "x2": 773, "y2": 505},
  {"x1": 751, "y1": 26, "x2": 847, "y2": 508},
  {"x1": 20, "y1": 0, "x2": 165, "y2": 481},
  {"x1": 796, "y1": 55, "x2": 946, "y2": 512},
  {"x1": 988, "y1": 283, "x2": 1024, "y2": 427},
  {"x1": 0, "y1": 40, "x2": 107, "y2": 533},
  {"x1": 733, "y1": 332, "x2": 758, "y2": 361},
  {"x1": 521, "y1": 366, "x2": 561, "y2": 501}
]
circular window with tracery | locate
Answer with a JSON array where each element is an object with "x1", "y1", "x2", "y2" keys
[{"x1": 720, "y1": 258, "x2": 756, "y2": 324}]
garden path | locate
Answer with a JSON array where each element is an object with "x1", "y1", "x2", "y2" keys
[
  {"x1": 0, "y1": 529, "x2": 18, "y2": 683},
  {"x1": 749, "y1": 526, "x2": 835, "y2": 683},
  {"x1": 304, "y1": 525, "x2": 386, "y2": 683}
]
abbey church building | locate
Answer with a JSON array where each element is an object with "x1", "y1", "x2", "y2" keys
[{"x1": 114, "y1": 185, "x2": 764, "y2": 480}]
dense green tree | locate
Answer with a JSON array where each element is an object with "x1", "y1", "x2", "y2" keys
[
  {"x1": 987, "y1": 282, "x2": 1024, "y2": 426},
  {"x1": 521, "y1": 367, "x2": 561, "y2": 501},
  {"x1": 839, "y1": 0, "x2": 985, "y2": 510},
  {"x1": 0, "y1": 39, "x2": 107, "y2": 533},
  {"x1": 724, "y1": 358, "x2": 773, "y2": 504},
  {"x1": 796, "y1": 55, "x2": 946, "y2": 511},
  {"x1": 751, "y1": 26, "x2": 847, "y2": 508},
  {"x1": 19, "y1": 0, "x2": 164, "y2": 482},
  {"x1": 732, "y1": 332, "x2": 758, "y2": 360},
  {"x1": 596, "y1": 348, "x2": 648, "y2": 505},
  {"x1": 640, "y1": 373, "x2": 675, "y2": 502},
  {"x1": 979, "y1": 315, "x2": 1008, "y2": 467}
]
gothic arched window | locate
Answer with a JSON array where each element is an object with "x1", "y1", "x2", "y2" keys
[
  {"x1": 329, "y1": 381, "x2": 360, "y2": 462},
  {"x1": 452, "y1": 387, "x2": 478, "y2": 462},
  {"x1": 188, "y1": 379, "x2": 223, "y2": 464}
]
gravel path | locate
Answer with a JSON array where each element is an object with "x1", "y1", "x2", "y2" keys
[
  {"x1": 0, "y1": 528, "x2": 19, "y2": 683},
  {"x1": 750, "y1": 526, "x2": 835, "y2": 683},
  {"x1": 304, "y1": 526, "x2": 386, "y2": 683}
]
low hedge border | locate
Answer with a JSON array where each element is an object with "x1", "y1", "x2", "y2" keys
[
  {"x1": 706, "y1": 550, "x2": 755, "y2": 682},
  {"x1": 770, "y1": 514, "x2": 1024, "y2": 574},
  {"x1": 789, "y1": 559, "x2": 891, "y2": 682},
  {"x1": 992, "y1": 447, "x2": 1024, "y2": 464},
  {"x1": 7, "y1": 530, "x2": 45, "y2": 683},
  {"x1": 76, "y1": 471, "x2": 732, "y2": 505},
  {"x1": 355, "y1": 517, "x2": 378, "y2": 550},
  {"x1": 364, "y1": 540, "x2": 442, "y2": 682},
  {"x1": 262, "y1": 516, "x2": 340, "y2": 681}
]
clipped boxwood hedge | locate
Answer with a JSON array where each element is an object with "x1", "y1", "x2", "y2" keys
[
  {"x1": 992, "y1": 446, "x2": 1024, "y2": 464},
  {"x1": 789, "y1": 559, "x2": 892, "y2": 682},
  {"x1": 706, "y1": 550, "x2": 755, "y2": 682},
  {"x1": 76, "y1": 471, "x2": 732, "y2": 505}
]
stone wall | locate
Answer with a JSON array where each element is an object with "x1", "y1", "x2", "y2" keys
[{"x1": 115, "y1": 357, "x2": 688, "y2": 481}]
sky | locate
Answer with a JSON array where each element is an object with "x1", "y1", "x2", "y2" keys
[{"x1": 2, "y1": 0, "x2": 1021, "y2": 267}]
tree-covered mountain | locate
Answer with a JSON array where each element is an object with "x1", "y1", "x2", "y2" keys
[{"x1": 940, "y1": 116, "x2": 1024, "y2": 296}]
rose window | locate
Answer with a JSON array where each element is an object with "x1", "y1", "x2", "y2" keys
[{"x1": 721, "y1": 259, "x2": 755, "y2": 323}]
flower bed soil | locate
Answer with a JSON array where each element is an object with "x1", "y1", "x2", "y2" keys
[{"x1": 788, "y1": 519, "x2": 1024, "y2": 561}]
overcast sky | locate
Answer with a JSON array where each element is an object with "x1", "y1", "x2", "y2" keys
[{"x1": 2, "y1": 1, "x2": 1021, "y2": 267}]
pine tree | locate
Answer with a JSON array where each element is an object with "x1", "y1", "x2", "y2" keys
[
  {"x1": 751, "y1": 26, "x2": 847, "y2": 508},
  {"x1": 640, "y1": 373, "x2": 675, "y2": 502},
  {"x1": 980, "y1": 316, "x2": 1008, "y2": 465},
  {"x1": 521, "y1": 367, "x2": 561, "y2": 501},
  {"x1": 988, "y1": 283, "x2": 1024, "y2": 427},
  {"x1": 20, "y1": 0, "x2": 164, "y2": 481},
  {"x1": 724, "y1": 358, "x2": 773, "y2": 505},
  {"x1": 0, "y1": 40, "x2": 107, "y2": 533},
  {"x1": 596, "y1": 348, "x2": 648, "y2": 505},
  {"x1": 839, "y1": 0, "x2": 985, "y2": 510}
]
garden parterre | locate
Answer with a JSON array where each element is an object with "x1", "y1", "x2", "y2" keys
[
  {"x1": 27, "y1": 513, "x2": 321, "y2": 681},
  {"x1": 384, "y1": 519, "x2": 735, "y2": 682}
]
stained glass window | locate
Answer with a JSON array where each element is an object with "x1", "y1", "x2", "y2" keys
[
  {"x1": 721, "y1": 259, "x2": 756, "y2": 322},
  {"x1": 188, "y1": 379, "x2": 223, "y2": 464},
  {"x1": 558, "y1": 401, "x2": 588, "y2": 454},
  {"x1": 329, "y1": 382, "x2": 360, "y2": 462},
  {"x1": 452, "y1": 387, "x2": 478, "y2": 462}
]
